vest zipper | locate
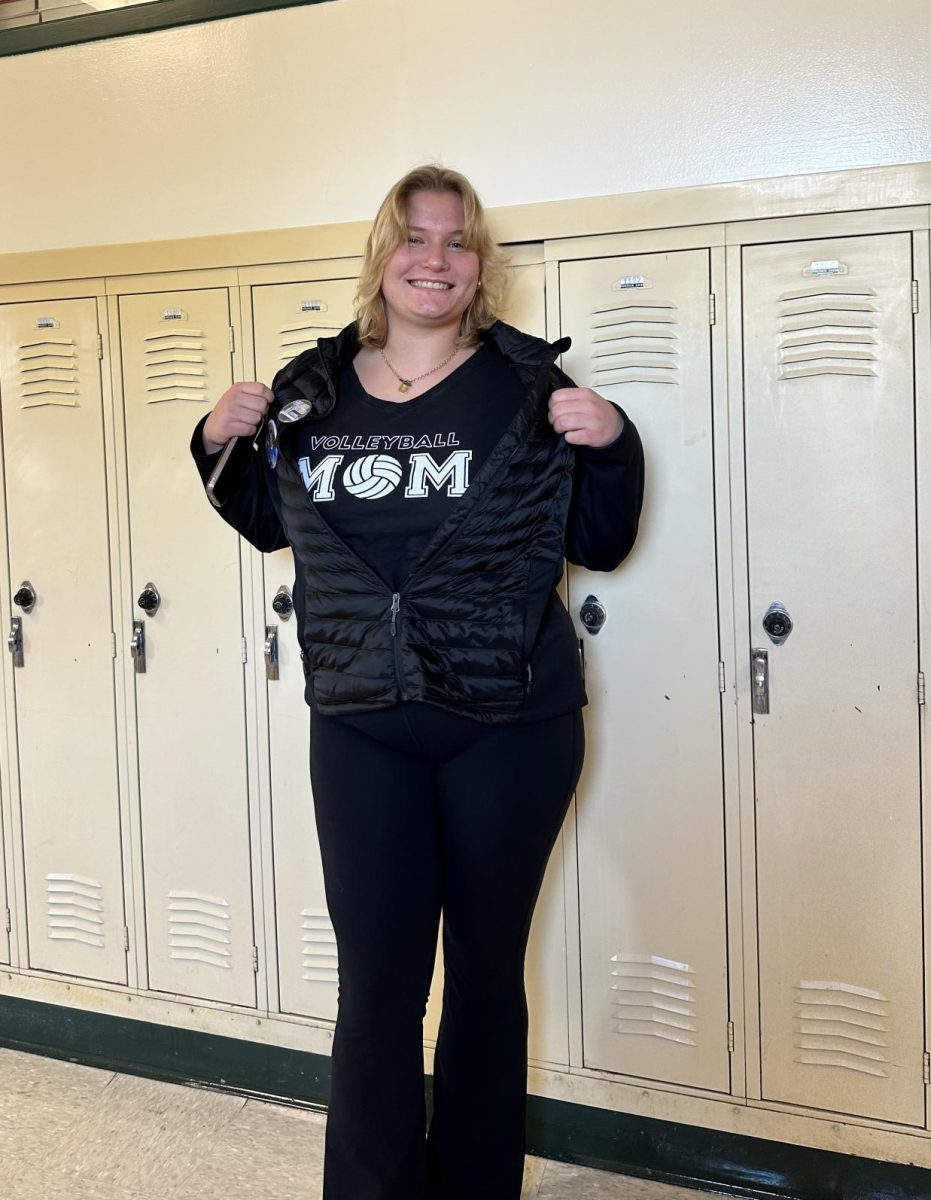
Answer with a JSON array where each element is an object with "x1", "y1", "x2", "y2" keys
[{"x1": 390, "y1": 592, "x2": 408, "y2": 700}]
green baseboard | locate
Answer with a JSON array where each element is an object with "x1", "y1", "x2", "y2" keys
[{"x1": 0, "y1": 993, "x2": 929, "y2": 1199}]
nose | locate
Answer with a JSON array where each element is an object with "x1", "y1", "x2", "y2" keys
[{"x1": 422, "y1": 240, "x2": 449, "y2": 271}]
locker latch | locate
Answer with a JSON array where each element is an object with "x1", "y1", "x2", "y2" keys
[
  {"x1": 264, "y1": 626, "x2": 280, "y2": 681},
  {"x1": 130, "y1": 620, "x2": 146, "y2": 674},
  {"x1": 751, "y1": 648, "x2": 769, "y2": 714},
  {"x1": 7, "y1": 618, "x2": 23, "y2": 669}
]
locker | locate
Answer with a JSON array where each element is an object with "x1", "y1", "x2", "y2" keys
[
  {"x1": 742, "y1": 233, "x2": 925, "y2": 1125},
  {"x1": 116, "y1": 287, "x2": 256, "y2": 1007},
  {"x1": 0, "y1": 793, "x2": 8, "y2": 964},
  {"x1": 0, "y1": 297, "x2": 127, "y2": 983},
  {"x1": 560, "y1": 249, "x2": 731, "y2": 1092},
  {"x1": 252, "y1": 263, "x2": 572, "y2": 1063},
  {"x1": 251, "y1": 275, "x2": 358, "y2": 1024}
]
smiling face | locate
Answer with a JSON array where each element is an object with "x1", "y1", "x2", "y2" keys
[{"x1": 380, "y1": 190, "x2": 481, "y2": 337}]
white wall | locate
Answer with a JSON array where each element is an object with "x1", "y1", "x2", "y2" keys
[{"x1": 0, "y1": 0, "x2": 929, "y2": 253}]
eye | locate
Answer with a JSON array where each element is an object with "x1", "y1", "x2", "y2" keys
[
  {"x1": 448, "y1": 239, "x2": 465, "y2": 250},
  {"x1": 407, "y1": 235, "x2": 423, "y2": 245}
]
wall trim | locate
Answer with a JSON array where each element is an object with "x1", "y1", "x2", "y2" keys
[
  {"x1": 1, "y1": 994, "x2": 929, "y2": 1200},
  {"x1": 0, "y1": 0, "x2": 333, "y2": 60},
  {"x1": 1, "y1": 162, "x2": 930, "y2": 289}
]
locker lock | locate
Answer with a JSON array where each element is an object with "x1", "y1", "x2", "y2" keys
[
  {"x1": 762, "y1": 602, "x2": 793, "y2": 646},
  {"x1": 13, "y1": 581, "x2": 36, "y2": 614},
  {"x1": 137, "y1": 583, "x2": 161, "y2": 617},
  {"x1": 579, "y1": 594, "x2": 607, "y2": 635},
  {"x1": 272, "y1": 586, "x2": 293, "y2": 619}
]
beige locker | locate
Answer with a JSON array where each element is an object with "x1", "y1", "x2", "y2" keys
[
  {"x1": 742, "y1": 233, "x2": 924, "y2": 1125},
  {"x1": 560, "y1": 249, "x2": 731, "y2": 1092},
  {"x1": 0, "y1": 817, "x2": 8, "y2": 964},
  {"x1": 0, "y1": 297, "x2": 127, "y2": 983},
  {"x1": 116, "y1": 287, "x2": 256, "y2": 1007},
  {"x1": 251, "y1": 276, "x2": 357, "y2": 1023}
]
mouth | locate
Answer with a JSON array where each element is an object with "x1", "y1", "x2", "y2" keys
[{"x1": 408, "y1": 280, "x2": 453, "y2": 290}]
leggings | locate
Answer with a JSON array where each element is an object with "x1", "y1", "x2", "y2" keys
[{"x1": 309, "y1": 702, "x2": 585, "y2": 1200}]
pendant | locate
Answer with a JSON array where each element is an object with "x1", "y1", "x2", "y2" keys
[{"x1": 398, "y1": 380, "x2": 412, "y2": 393}]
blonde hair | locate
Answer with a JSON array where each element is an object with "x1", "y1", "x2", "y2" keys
[{"x1": 354, "y1": 165, "x2": 510, "y2": 349}]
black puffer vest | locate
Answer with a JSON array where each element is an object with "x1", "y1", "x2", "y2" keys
[{"x1": 270, "y1": 321, "x2": 574, "y2": 723}]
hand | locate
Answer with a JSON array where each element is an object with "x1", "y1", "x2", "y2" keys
[
  {"x1": 202, "y1": 382, "x2": 274, "y2": 454},
  {"x1": 548, "y1": 387, "x2": 624, "y2": 448}
]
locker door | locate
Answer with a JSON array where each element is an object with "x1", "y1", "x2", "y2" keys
[
  {"x1": 251, "y1": 277, "x2": 357, "y2": 1023},
  {"x1": 118, "y1": 288, "x2": 256, "y2": 1007},
  {"x1": 0, "y1": 298, "x2": 127, "y2": 983},
  {"x1": 498, "y1": 262, "x2": 572, "y2": 1066},
  {"x1": 0, "y1": 810, "x2": 8, "y2": 964},
  {"x1": 560, "y1": 250, "x2": 730, "y2": 1092},
  {"x1": 743, "y1": 234, "x2": 924, "y2": 1125}
]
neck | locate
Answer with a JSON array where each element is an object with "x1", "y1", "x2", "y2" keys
[{"x1": 383, "y1": 324, "x2": 462, "y2": 370}]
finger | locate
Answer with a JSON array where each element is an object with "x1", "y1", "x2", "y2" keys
[
  {"x1": 551, "y1": 412, "x2": 597, "y2": 436},
  {"x1": 549, "y1": 387, "x2": 591, "y2": 404},
  {"x1": 234, "y1": 381, "x2": 275, "y2": 401}
]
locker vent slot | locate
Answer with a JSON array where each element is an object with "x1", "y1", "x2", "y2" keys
[
  {"x1": 143, "y1": 329, "x2": 209, "y2": 404},
  {"x1": 278, "y1": 321, "x2": 343, "y2": 362},
  {"x1": 167, "y1": 890, "x2": 232, "y2": 968},
  {"x1": 778, "y1": 287, "x2": 879, "y2": 380},
  {"x1": 46, "y1": 873, "x2": 105, "y2": 947},
  {"x1": 300, "y1": 908, "x2": 339, "y2": 984},
  {"x1": 588, "y1": 301, "x2": 679, "y2": 386},
  {"x1": 795, "y1": 979, "x2": 889, "y2": 1077},
  {"x1": 609, "y1": 952, "x2": 696, "y2": 1045},
  {"x1": 18, "y1": 338, "x2": 79, "y2": 408}
]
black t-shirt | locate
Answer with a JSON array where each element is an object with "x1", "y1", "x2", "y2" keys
[{"x1": 293, "y1": 344, "x2": 526, "y2": 591}]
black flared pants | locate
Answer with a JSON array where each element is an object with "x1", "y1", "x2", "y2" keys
[{"x1": 309, "y1": 703, "x2": 585, "y2": 1200}]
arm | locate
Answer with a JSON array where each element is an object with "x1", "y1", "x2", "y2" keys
[
  {"x1": 191, "y1": 382, "x2": 289, "y2": 553},
  {"x1": 565, "y1": 409, "x2": 644, "y2": 570},
  {"x1": 547, "y1": 369, "x2": 645, "y2": 571}
]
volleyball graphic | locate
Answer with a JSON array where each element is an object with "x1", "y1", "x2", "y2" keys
[{"x1": 342, "y1": 454, "x2": 404, "y2": 499}]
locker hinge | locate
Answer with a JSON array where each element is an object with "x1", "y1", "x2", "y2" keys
[
  {"x1": 912, "y1": 280, "x2": 920, "y2": 315},
  {"x1": 229, "y1": 326, "x2": 236, "y2": 354},
  {"x1": 4, "y1": 908, "x2": 11, "y2": 934},
  {"x1": 252, "y1": 946, "x2": 259, "y2": 973},
  {"x1": 96, "y1": 333, "x2": 104, "y2": 360},
  {"x1": 727, "y1": 1020, "x2": 735, "y2": 1053},
  {"x1": 923, "y1": 1051, "x2": 930, "y2": 1085},
  {"x1": 709, "y1": 293, "x2": 717, "y2": 325},
  {"x1": 111, "y1": 631, "x2": 117, "y2": 659},
  {"x1": 718, "y1": 661, "x2": 726, "y2": 693},
  {"x1": 919, "y1": 671, "x2": 926, "y2": 706},
  {"x1": 122, "y1": 926, "x2": 130, "y2": 952},
  {"x1": 241, "y1": 637, "x2": 248, "y2": 664}
]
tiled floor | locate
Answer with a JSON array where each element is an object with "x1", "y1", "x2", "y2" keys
[{"x1": 0, "y1": 1046, "x2": 717, "y2": 1199}]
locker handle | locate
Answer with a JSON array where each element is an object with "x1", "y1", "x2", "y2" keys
[
  {"x1": 751, "y1": 648, "x2": 769, "y2": 714},
  {"x1": 130, "y1": 620, "x2": 146, "y2": 674},
  {"x1": 7, "y1": 618, "x2": 23, "y2": 669},
  {"x1": 265, "y1": 625, "x2": 279, "y2": 681}
]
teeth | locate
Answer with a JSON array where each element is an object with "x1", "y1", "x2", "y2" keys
[{"x1": 410, "y1": 281, "x2": 452, "y2": 289}]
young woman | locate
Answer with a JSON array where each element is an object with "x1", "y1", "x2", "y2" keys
[{"x1": 192, "y1": 165, "x2": 644, "y2": 1200}]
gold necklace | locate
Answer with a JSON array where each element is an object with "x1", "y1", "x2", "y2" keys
[{"x1": 379, "y1": 345, "x2": 459, "y2": 393}]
